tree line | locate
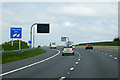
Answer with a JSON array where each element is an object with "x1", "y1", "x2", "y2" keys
[{"x1": 113, "y1": 37, "x2": 120, "y2": 41}]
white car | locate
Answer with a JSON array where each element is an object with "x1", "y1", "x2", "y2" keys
[
  {"x1": 50, "y1": 42, "x2": 56, "y2": 49},
  {"x1": 62, "y1": 46, "x2": 74, "y2": 56}
]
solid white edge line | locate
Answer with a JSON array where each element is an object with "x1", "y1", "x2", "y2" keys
[{"x1": 0, "y1": 50, "x2": 60, "y2": 76}]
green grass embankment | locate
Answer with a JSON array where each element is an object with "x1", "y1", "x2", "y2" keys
[
  {"x1": 76, "y1": 42, "x2": 120, "y2": 46},
  {"x1": 1, "y1": 48, "x2": 46, "y2": 64},
  {"x1": 1, "y1": 40, "x2": 29, "y2": 51}
]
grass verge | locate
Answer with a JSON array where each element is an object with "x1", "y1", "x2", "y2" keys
[
  {"x1": 1, "y1": 40, "x2": 29, "y2": 51},
  {"x1": 76, "y1": 42, "x2": 120, "y2": 46},
  {"x1": 1, "y1": 48, "x2": 46, "y2": 64}
]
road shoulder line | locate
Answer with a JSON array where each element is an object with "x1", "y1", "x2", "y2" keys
[{"x1": 0, "y1": 50, "x2": 60, "y2": 76}]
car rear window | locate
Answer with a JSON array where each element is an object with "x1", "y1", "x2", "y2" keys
[
  {"x1": 64, "y1": 46, "x2": 72, "y2": 48},
  {"x1": 87, "y1": 45, "x2": 92, "y2": 46},
  {"x1": 52, "y1": 43, "x2": 55, "y2": 45}
]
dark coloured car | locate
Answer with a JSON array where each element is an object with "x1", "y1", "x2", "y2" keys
[
  {"x1": 38, "y1": 45, "x2": 41, "y2": 48},
  {"x1": 86, "y1": 44, "x2": 93, "y2": 50}
]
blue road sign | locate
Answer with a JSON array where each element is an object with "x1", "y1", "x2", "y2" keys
[
  {"x1": 28, "y1": 41, "x2": 32, "y2": 44},
  {"x1": 10, "y1": 27, "x2": 22, "y2": 38}
]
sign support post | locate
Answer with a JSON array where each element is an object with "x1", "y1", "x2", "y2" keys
[
  {"x1": 61, "y1": 37, "x2": 69, "y2": 42},
  {"x1": 19, "y1": 39, "x2": 21, "y2": 50},
  {"x1": 30, "y1": 23, "x2": 37, "y2": 48},
  {"x1": 33, "y1": 27, "x2": 35, "y2": 48},
  {"x1": 61, "y1": 37, "x2": 73, "y2": 45},
  {"x1": 30, "y1": 23, "x2": 49, "y2": 48},
  {"x1": 66, "y1": 37, "x2": 69, "y2": 42},
  {"x1": 11, "y1": 38, "x2": 13, "y2": 46}
]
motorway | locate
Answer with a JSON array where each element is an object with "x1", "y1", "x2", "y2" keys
[{"x1": 1, "y1": 48, "x2": 118, "y2": 80}]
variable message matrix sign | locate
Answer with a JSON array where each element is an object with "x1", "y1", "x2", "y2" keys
[
  {"x1": 61, "y1": 37, "x2": 66, "y2": 42},
  {"x1": 37, "y1": 24, "x2": 49, "y2": 33}
]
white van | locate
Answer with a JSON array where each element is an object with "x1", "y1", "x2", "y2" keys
[{"x1": 50, "y1": 42, "x2": 56, "y2": 49}]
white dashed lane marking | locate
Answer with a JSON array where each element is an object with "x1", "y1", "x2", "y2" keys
[
  {"x1": 67, "y1": 72, "x2": 70, "y2": 74},
  {"x1": 70, "y1": 67, "x2": 74, "y2": 71},
  {"x1": 76, "y1": 62, "x2": 79, "y2": 64},
  {"x1": 110, "y1": 55, "x2": 112, "y2": 57},
  {"x1": 114, "y1": 57, "x2": 117, "y2": 60},
  {"x1": 59, "y1": 77, "x2": 65, "y2": 80},
  {"x1": 59, "y1": 50, "x2": 81, "y2": 80},
  {"x1": 93, "y1": 50, "x2": 118, "y2": 61}
]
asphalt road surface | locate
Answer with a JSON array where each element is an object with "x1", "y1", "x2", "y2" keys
[{"x1": 1, "y1": 48, "x2": 118, "y2": 80}]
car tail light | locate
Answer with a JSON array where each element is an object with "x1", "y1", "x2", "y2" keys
[
  {"x1": 62, "y1": 48, "x2": 64, "y2": 51},
  {"x1": 72, "y1": 48, "x2": 73, "y2": 51}
]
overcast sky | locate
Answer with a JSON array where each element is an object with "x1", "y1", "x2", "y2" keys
[{"x1": 1, "y1": 1, "x2": 118, "y2": 46}]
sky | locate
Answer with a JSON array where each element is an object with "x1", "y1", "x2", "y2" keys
[{"x1": 1, "y1": 0, "x2": 118, "y2": 46}]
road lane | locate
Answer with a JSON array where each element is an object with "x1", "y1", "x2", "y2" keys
[
  {"x1": 66, "y1": 48, "x2": 118, "y2": 78},
  {"x1": 2, "y1": 48, "x2": 58, "y2": 73},
  {"x1": 2, "y1": 48, "x2": 80, "y2": 78}
]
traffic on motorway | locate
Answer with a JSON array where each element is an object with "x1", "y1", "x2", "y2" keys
[
  {"x1": 1, "y1": 44, "x2": 118, "y2": 80},
  {"x1": 1, "y1": 2, "x2": 119, "y2": 80}
]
